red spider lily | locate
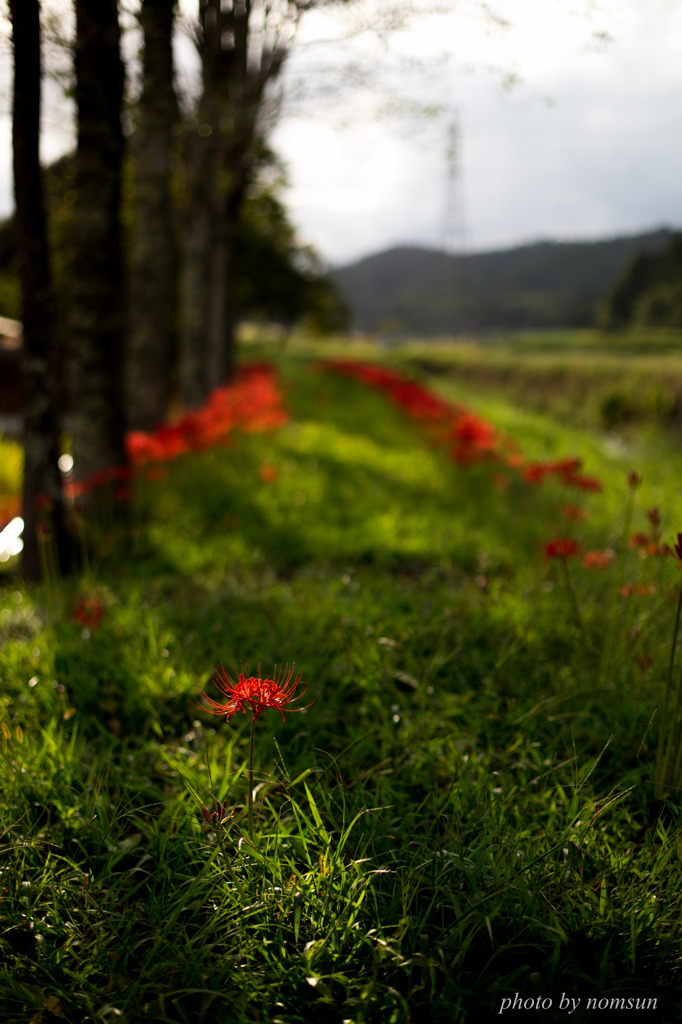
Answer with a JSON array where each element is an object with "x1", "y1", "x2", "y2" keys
[
  {"x1": 553, "y1": 457, "x2": 583, "y2": 475},
  {"x1": 321, "y1": 360, "x2": 603, "y2": 494},
  {"x1": 73, "y1": 596, "x2": 105, "y2": 629},
  {"x1": 544, "y1": 538, "x2": 580, "y2": 561},
  {"x1": 621, "y1": 582, "x2": 656, "y2": 598},
  {"x1": 561, "y1": 472, "x2": 603, "y2": 492},
  {"x1": 320, "y1": 360, "x2": 456, "y2": 424},
  {"x1": 449, "y1": 413, "x2": 496, "y2": 447},
  {"x1": 322, "y1": 359, "x2": 512, "y2": 464},
  {"x1": 630, "y1": 530, "x2": 671, "y2": 558},
  {"x1": 582, "y1": 549, "x2": 614, "y2": 569},
  {"x1": 196, "y1": 661, "x2": 313, "y2": 841},
  {"x1": 522, "y1": 458, "x2": 603, "y2": 493},
  {"x1": 448, "y1": 412, "x2": 498, "y2": 463},
  {"x1": 200, "y1": 798, "x2": 232, "y2": 827},
  {"x1": 196, "y1": 664, "x2": 312, "y2": 723},
  {"x1": 259, "y1": 464, "x2": 278, "y2": 483},
  {"x1": 125, "y1": 364, "x2": 287, "y2": 468},
  {"x1": 60, "y1": 365, "x2": 288, "y2": 505},
  {"x1": 523, "y1": 463, "x2": 547, "y2": 485},
  {"x1": 628, "y1": 470, "x2": 642, "y2": 490},
  {"x1": 648, "y1": 507, "x2": 661, "y2": 529},
  {"x1": 562, "y1": 505, "x2": 586, "y2": 521}
]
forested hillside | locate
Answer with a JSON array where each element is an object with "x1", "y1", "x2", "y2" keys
[{"x1": 332, "y1": 229, "x2": 676, "y2": 334}]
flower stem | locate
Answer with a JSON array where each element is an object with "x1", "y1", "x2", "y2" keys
[
  {"x1": 248, "y1": 714, "x2": 256, "y2": 841},
  {"x1": 561, "y1": 559, "x2": 584, "y2": 633}
]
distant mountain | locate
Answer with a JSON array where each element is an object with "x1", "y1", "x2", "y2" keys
[{"x1": 330, "y1": 229, "x2": 677, "y2": 335}]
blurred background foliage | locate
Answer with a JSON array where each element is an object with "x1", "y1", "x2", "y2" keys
[{"x1": 0, "y1": 152, "x2": 349, "y2": 337}]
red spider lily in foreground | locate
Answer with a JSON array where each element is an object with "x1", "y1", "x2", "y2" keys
[
  {"x1": 195, "y1": 664, "x2": 313, "y2": 840},
  {"x1": 196, "y1": 664, "x2": 312, "y2": 723}
]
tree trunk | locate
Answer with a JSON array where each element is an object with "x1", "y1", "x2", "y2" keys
[
  {"x1": 207, "y1": 187, "x2": 228, "y2": 390},
  {"x1": 128, "y1": 0, "x2": 179, "y2": 431},
  {"x1": 179, "y1": 123, "x2": 215, "y2": 408},
  {"x1": 10, "y1": 0, "x2": 72, "y2": 580},
  {"x1": 181, "y1": 0, "x2": 281, "y2": 400},
  {"x1": 70, "y1": 0, "x2": 128, "y2": 484},
  {"x1": 218, "y1": 179, "x2": 248, "y2": 383}
]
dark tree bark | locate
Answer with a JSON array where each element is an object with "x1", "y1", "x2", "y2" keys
[
  {"x1": 128, "y1": 0, "x2": 179, "y2": 431},
  {"x1": 179, "y1": 121, "x2": 215, "y2": 407},
  {"x1": 179, "y1": 0, "x2": 291, "y2": 404},
  {"x1": 9, "y1": 0, "x2": 72, "y2": 580},
  {"x1": 210, "y1": 162, "x2": 250, "y2": 386},
  {"x1": 70, "y1": 0, "x2": 128, "y2": 483}
]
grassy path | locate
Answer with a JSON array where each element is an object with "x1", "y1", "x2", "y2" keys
[{"x1": 1, "y1": 356, "x2": 681, "y2": 1022}]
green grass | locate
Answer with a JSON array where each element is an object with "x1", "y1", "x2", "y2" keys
[
  {"x1": 2, "y1": 348, "x2": 682, "y2": 1022},
  {"x1": 0, "y1": 434, "x2": 22, "y2": 500},
  {"x1": 383, "y1": 331, "x2": 682, "y2": 432}
]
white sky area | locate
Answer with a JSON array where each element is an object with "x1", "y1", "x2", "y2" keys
[{"x1": 0, "y1": 0, "x2": 680, "y2": 267}]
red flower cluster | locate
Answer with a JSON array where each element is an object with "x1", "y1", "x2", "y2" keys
[
  {"x1": 582, "y1": 549, "x2": 614, "y2": 570},
  {"x1": 562, "y1": 505, "x2": 587, "y2": 521},
  {"x1": 321, "y1": 360, "x2": 455, "y2": 424},
  {"x1": 628, "y1": 508, "x2": 673, "y2": 558},
  {"x1": 544, "y1": 538, "x2": 580, "y2": 561},
  {"x1": 447, "y1": 412, "x2": 499, "y2": 464},
  {"x1": 62, "y1": 364, "x2": 288, "y2": 500},
  {"x1": 322, "y1": 360, "x2": 605, "y2": 486},
  {"x1": 196, "y1": 664, "x2": 312, "y2": 722},
  {"x1": 128, "y1": 364, "x2": 288, "y2": 466},
  {"x1": 321, "y1": 359, "x2": 510, "y2": 464},
  {"x1": 523, "y1": 458, "x2": 603, "y2": 493},
  {"x1": 72, "y1": 596, "x2": 105, "y2": 629},
  {"x1": 621, "y1": 582, "x2": 657, "y2": 598}
]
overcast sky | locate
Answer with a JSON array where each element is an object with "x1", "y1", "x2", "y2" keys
[
  {"x1": 271, "y1": 0, "x2": 682, "y2": 265},
  {"x1": 0, "y1": 0, "x2": 680, "y2": 268}
]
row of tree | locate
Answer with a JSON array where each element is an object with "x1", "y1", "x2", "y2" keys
[
  {"x1": 9, "y1": 0, "x2": 347, "y2": 579},
  {"x1": 600, "y1": 233, "x2": 682, "y2": 329}
]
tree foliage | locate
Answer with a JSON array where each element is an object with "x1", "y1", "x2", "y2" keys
[
  {"x1": 601, "y1": 234, "x2": 682, "y2": 329},
  {"x1": 234, "y1": 176, "x2": 350, "y2": 331}
]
